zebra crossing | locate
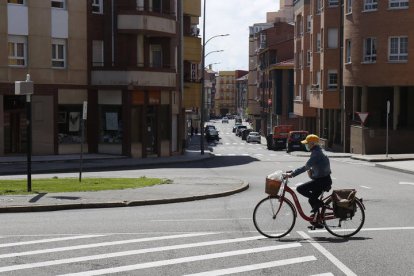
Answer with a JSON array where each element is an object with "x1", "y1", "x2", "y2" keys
[{"x1": 0, "y1": 232, "x2": 339, "y2": 275}]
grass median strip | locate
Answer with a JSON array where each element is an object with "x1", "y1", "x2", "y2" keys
[{"x1": 0, "y1": 177, "x2": 172, "y2": 195}]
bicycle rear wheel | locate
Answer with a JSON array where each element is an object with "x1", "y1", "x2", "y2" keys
[
  {"x1": 253, "y1": 196, "x2": 296, "y2": 238},
  {"x1": 322, "y1": 198, "x2": 365, "y2": 238}
]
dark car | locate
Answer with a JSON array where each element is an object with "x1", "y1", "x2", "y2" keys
[
  {"x1": 232, "y1": 123, "x2": 242, "y2": 133},
  {"x1": 241, "y1": 129, "x2": 253, "y2": 140},
  {"x1": 205, "y1": 128, "x2": 219, "y2": 141},
  {"x1": 286, "y1": 130, "x2": 309, "y2": 153},
  {"x1": 235, "y1": 125, "x2": 247, "y2": 137}
]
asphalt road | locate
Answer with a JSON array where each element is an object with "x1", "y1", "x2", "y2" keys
[{"x1": 1, "y1": 119, "x2": 413, "y2": 275}]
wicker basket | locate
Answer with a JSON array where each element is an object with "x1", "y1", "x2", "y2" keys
[{"x1": 265, "y1": 178, "x2": 282, "y2": 196}]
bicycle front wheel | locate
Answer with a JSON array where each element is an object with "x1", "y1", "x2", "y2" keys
[
  {"x1": 322, "y1": 198, "x2": 365, "y2": 238},
  {"x1": 253, "y1": 196, "x2": 296, "y2": 238}
]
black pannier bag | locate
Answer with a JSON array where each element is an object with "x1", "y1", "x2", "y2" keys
[{"x1": 332, "y1": 189, "x2": 357, "y2": 219}]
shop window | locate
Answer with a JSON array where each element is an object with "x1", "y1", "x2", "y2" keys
[
  {"x1": 58, "y1": 105, "x2": 83, "y2": 144},
  {"x1": 100, "y1": 105, "x2": 122, "y2": 144}
]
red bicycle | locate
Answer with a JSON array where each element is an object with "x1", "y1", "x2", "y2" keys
[{"x1": 253, "y1": 172, "x2": 366, "y2": 238}]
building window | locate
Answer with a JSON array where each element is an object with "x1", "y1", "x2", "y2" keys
[
  {"x1": 363, "y1": 37, "x2": 377, "y2": 63},
  {"x1": 316, "y1": 33, "x2": 321, "y2": 52},
  {"x1": 328, "y1": 28, "x2": 338, "y2": 48},
  {"x1": 389, "y1": 0, "x2": 409, "y2": 8},
  {"x1": 51, "y1": 0, "x2": 65, "y2": 9},
  {"x1": 92, "y1": 40, "x2": 104, "y2": 67},
  {"x1": 92, "y1": 0, "x2": 103, "y2": 14},
  {"x1": 389, "y1": 36, "x2": 408, "y2": 61},
  {"x1": 8, "y1": 35, "x2": 27, "y2": 67},
  {"x1": 58, "y1": 106, "x2": 84, "y2": 145},
  {"x1": 307, "y1": 50, "x2": 312, "y2": 66},
  {"x1": 307, "y1": 15, "x2": 312, "y2": 32},
  {"x1": 316, "y1": 0, "x2": 323, "y2": 14},
  {"x1": 297, "y1": 84, "x2": 302, "y2": 100},
  {"x1": 150, "y1": 44, "x2": 162, "y2": 68},
  {"x1": 52, "y1": 38, "x2": 66, "y2": 68},
  {"x1": 329, "y1": 0, "x2": 339, "y2": 7},
  {"x1": 346, "y1": 39, "x2": 352, "y2": 63},
  {"x1": 327, "y1": 70, "x2": 338, "y2": 89},
  {"x1": 8, "y1": 0, "x2": 25, "y2": 4},
  {"x1": 346, "y1": 0, "x2": 352, "y2": 13},
  {"x1": 364, "y1": 0, "x2": 378, "y2": 11}
]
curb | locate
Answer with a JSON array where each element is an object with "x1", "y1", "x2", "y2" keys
[
  {"x1": 0, "y1": 152, "x2": 214, "y2": 176},
  {"x1": 374, "y1": 164, "x2": 414, "y2": 175},
  {"x1": 0, "y1": 181, "x2": 249, "y2": 213}
]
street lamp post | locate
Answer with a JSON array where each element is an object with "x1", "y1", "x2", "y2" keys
[{"x1": 200, "y1": 1, "x2": 229, "y2": 154}]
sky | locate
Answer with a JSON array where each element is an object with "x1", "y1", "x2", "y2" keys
[{"x1": 200, "y1": 0, "x2": 280, "y2": 72}]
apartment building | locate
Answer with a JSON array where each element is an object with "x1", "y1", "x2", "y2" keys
[
  {"x1": 1, "y1": 0, "x2": 195, "y2": 158},
  {"x1": 182, "y1": 0, "x2": 202, "y2": 138},
  {"x1": 343, "y1": 0, "x2": 414, "y2": 154},
  {"x1": 0, "y1": 0, "x2": 87, "y2": 156},
  {"x1": 248, "y1": 23, "x2": 274, "y2": 131},
  {"x1": 88, "y1": 0, "x2": 182, "y2": 158},
  {"x1": 214, "y1": 71, "x2": 247, "y2": 116},
  {"x1": 294, "y1": 0, "x2": 342, "y2": 150},
  {"x1": 257, "y1": 21, "x2": 298, "y2": 136}
]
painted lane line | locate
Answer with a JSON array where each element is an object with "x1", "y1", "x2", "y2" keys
[
  {"x1": 0, "y1": 235, "x2": 105, "y2": 248},
  {"x1": 0, "y1": 236, "x2": 266, "y2": 273},
  {"x1": 152, "y1": 218, "x2": 251, "y2": 222},
  {"x1": 297, "y1": 231, "x2": 357, "y2": 276},
  {"x1": 57, "y1": 243, "x2": 302, "y2": 276},
  {"x1": 360, "y1": 185, "x2": 372, "y2": 189},
  {"x1": 0, "y1": 232, "x2": 217, "y2": 259},
  {"x1": 309, "y1": 226, "x2": 414, "y2": 233},
  {"x1": 183, "y1": 256, "x2": 316, "y2": 276},
  {"x1": 399, "y1": 182, "x2": 414, "y2": 186}
]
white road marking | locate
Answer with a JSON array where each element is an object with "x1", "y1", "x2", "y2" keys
[
  {"x1": 297, "y1": 231, "x2": 357, "y2": 276},
  {"x1": 331, "y1": 177, "x2": 337, "y2": 180},
  {"x1": 152, "y1": 218, "x2": 251, "y2": 222},
  {"x1": 310, "y1": 226, "x2": 414, "y2": 233},
  {"x1": 0, "y1": 235, "x2": 105, "y2": 248},
  {"x1": 215, "y1": 154, "x2": 222, "y2": 156},
  {"x1": 57, "y1": 243, "x2": 302, "y2": 276},
  {"x1": 310, "y1": 273, "x2": 334, "y2": 276},
  {"x1": 183, "y1": 256, "x2": 317, "y2": 276},
  {"x1": 360, "y1": 185, "x2": 372, "y2": 189},
  {"x1": 0, "y1": 233, "x2": 217, "y2": 259},
  {"x1": 225, "y1": 143, "x2": 230, "y2": 145},
  {"x1": 0, "y1": 236, "x2": 268, "y2": 273},
  {"x1": 399, "y1": 182, "x2": 414, "y2": 186},
  {"x1": 227, "y1": 154, "x2": 236, "y2": 156},
  {"x1": 232, "y1": 143, "x2": 238, "y2": 145},
  {"x1": 242, "y1": 153, "x2": 249, "y2": 156}
]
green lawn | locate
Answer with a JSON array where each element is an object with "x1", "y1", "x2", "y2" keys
[{"x1": 0, "y1": 177, "x2": 172, "y2": 195}]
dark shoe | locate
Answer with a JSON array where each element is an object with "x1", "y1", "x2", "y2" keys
[{"x1": 308, "y1": 223, "x2": 324, "y2": 230}]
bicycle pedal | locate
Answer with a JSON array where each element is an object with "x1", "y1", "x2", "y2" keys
[{"x1": 307, "y1": 225, "x2": 316, "y2": 230}]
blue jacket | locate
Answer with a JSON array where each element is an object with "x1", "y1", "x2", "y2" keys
[{"x1": 291, "y1": 145, "x2": 331, "y2": 179}]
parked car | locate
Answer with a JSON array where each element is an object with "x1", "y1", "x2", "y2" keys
[
  {"x1": 266, "y1": 125, "x2": 293, "y2": 150},
  {"x1": 232, "y1": 123, "x2": 242, "y2": 133},
  {"x1": 246, "y1": 132, "x2": 261, "y2": 143},
  {"x1": 222, "y1": 117, "x2": 229, "y2": 123},
  {"x1": 204, "y1": 125, "x2": 216, "y2": 133},
  {"x1": 286, "y1": 130, "x2": 309, "y2": 153},
  {"x1": 205, "y1": 128, "x2": 219, "y2": 141},
  {"x1": 241, "y1": 129, "x2": 253, "y2": 140},
  {"x1": 235, "y1": 125, "x2": 247, "y2": 136}
]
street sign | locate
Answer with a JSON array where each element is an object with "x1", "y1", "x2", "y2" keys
[
  {"x1": 356, "y1": 112, "x2": 369, "y2": 125},
  {"x1": 15, "y1": 74, "x2": 34, "y2": 95}
]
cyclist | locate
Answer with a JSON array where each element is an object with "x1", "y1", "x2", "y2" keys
[{"x1": 286, "y1": 134, "x2": 332, "y2": 227}]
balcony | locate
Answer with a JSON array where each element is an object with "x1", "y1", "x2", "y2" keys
[
  {"x1": 91, "y1": 69, "x2": 176, "y2": 88},
  {"x1": 118, "y1": 14, "x2": 176, "y2": 35},
  {"x1": 184, "y1": 0, "x2": 201, "y2": 16},
  {"x1": 184, "y1": 36, "x2": 202, "y2": 63}
]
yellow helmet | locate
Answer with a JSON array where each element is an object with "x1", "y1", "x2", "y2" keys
[{"x1": 301, "y1": 134, "x2": 320, "y2": 144}]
